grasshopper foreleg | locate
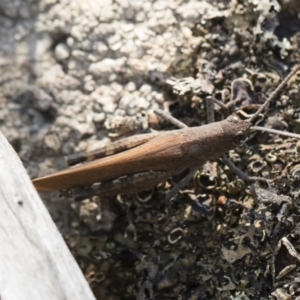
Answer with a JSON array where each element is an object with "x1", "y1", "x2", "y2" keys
[
  {"x1": 72, "y1": 171, "x2": 171, "y2": 201},
  {"x1": 222, "y1": 154, "x2": 272, "y2": 184}
]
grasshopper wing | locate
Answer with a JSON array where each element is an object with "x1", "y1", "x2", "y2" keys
[{"x1": 32, "y1": 130, "x2": 185, "y2": 191}]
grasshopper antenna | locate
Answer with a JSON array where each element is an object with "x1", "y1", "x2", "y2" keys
[
  {"x1": 250, "y1": 126, "x2": 300, "y2": 139},
  {"x1": 249, "y1": 64, "x2": 300, "y2": 123},
  {"x1": 248, "y1": 64, "x2": 300, "y2": 139}
]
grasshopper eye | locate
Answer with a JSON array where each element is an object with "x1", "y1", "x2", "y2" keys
[
  {"x1": 234, "y1": 131, "x2": 248, "y2": 145},
  {"x1": 227, "y1": 115, "x2": 241, "y2": 123}
]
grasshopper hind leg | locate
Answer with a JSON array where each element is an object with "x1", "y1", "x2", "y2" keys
[{"x1": 72, "y1": 171, "x2": 171, "y2": 201}]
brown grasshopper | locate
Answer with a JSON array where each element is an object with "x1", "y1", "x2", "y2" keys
[{"x1": 32, "y1": 64, "x2": 300, "y2": 201}]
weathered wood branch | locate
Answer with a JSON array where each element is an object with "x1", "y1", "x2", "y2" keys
[{"x1": 0, "y1": 131, "x2": 96, "y2": 300}]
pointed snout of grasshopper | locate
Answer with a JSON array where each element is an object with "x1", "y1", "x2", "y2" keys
[{"x1": 222, "y1": 115, "x2": 252, "y2": 147}]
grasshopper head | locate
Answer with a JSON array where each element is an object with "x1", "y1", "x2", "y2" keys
[{"x1": 223, "y1": 114, "x2": 252, "y2": 147}]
